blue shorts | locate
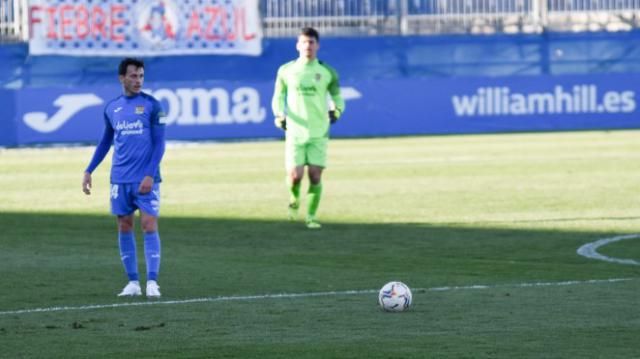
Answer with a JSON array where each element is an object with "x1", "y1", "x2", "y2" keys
[{"x1": 110, "y1": 183, "x2": 161, "y2": 217}]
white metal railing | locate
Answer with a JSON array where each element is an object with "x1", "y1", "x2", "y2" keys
[
  {"x1": 399, "y1": 0, "x2": 541, "y2": 35},
  {"x1": 262, "y1": 0, "x2": 405, "y2": 37},
  {"x1": 545, "y1": 0, "x2": 640, "y2": 32},
  {"x1": 0, "y1": 0, "x2": 27, "y2": 42},
  {"x1": 262, "y1": 0, "x2": 640, "y2": 36},
  {"x1": 1, "y1": 0, "x2": 640, "y2": 42}
]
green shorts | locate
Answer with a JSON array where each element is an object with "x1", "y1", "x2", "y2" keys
[{"x1": 285, "y1": 137, "x2": 328, "y2": 170}]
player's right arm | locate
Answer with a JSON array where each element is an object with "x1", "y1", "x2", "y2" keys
[
  {"x1": 271, "y1": 65, "x2": 288, "y2": 130},
  {"x1": 83, "y1": 114, "x2": 114, "y2": 195}
]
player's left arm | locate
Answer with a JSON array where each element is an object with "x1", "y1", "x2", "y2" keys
[
  {"x1": 140, "y1": 100, "x2": 167, "y2": 194},
  {"x1": 327, "y1": 67, "x2": 345, "y2": 124}
]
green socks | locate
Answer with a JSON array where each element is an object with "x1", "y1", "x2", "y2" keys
[
  {"x1": 287, "y1": 178, "x2": 323, "y2": 220},
  {"x1": 307, "y1": 183, "x2": 323, "y2": 218},
  {"x1": 288, "y1": 179, "x2": 301, "y2": 207}
]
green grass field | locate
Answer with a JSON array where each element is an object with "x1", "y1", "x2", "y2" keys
[{"x1": 1, "y1": 131, "x2": 639, "y2": 358}]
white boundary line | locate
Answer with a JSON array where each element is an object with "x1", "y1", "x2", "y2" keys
[
  {"x1": 0, "y1": 278, "x2": 634, "y2": 317},
  {"x1": 577, "y1": 234, "x2": 640, "y2": 265}
]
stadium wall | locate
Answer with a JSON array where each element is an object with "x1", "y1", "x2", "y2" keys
[{"x1": 1, "y1": 31, "x2": 639, "y2": 146}]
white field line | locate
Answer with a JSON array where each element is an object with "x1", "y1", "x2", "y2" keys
[
  {"x1": 0, "y1": 278, "x2": 634, "y2": 317},
  {"x1": 577, "y1": 234, "x2": 640, "y2": 266}
]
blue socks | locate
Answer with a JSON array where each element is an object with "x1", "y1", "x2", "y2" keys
[
  {"x1": 144, "y1": 232, "x2": 161, "y2": 281},
  {"x1": 118, "y1": 231, "x2": 161, "y2": 281},
  {"x1": 118, "y1": 232, "x2": 138, "y2": 281}
]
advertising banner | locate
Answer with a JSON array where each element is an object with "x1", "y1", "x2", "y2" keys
[
  {"x1": 0, "y1": 90, "x2": 17, "y2": 147},
  {"x1": 333, "y1": 74, "x2": 639, "y2": 137},
  {"x1": 28, "y1": 0, "x2": 262, "y2": 56},
  {"x1": 14, "y1": 82, "x2": 274, "y2": 144},
  {"x1": 6, "y1": 73, "x2": 640, "y2": 146}
]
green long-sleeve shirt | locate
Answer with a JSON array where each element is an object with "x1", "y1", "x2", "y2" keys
[{"x1": 271, "y1": 58, "x2": 345, "y2": 140}]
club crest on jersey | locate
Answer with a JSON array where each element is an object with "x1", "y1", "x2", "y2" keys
[
  {"x1": 135, "y1": 106, "x2": 145, "y2": 114},
  {"x1": 314, "y1": 73, "x2": 322, "y2": 82}
]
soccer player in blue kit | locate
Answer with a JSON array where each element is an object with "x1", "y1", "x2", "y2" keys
[{"x1": 82, "y1": 58, "x2": 166, "y2": 298}]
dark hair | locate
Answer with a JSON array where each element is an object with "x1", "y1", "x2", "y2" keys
[
  {"x1": 300, "y1": 27, "x2": 319, "y2": 42},
  {"x1": 118, "y1": 58, "x2": 144, "y2": 76}
]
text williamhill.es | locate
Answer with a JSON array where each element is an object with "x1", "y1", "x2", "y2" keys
[{"x1": 452, "y1": 85, "x2": 636, "y2": 116}]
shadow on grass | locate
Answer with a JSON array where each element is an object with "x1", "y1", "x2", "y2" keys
[{"x1": 0, "y1": 211, "x2": 638, "y2": 310}]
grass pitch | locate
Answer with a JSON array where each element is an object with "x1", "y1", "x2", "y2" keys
[{"x1": 0, "y1": 131, "x2": 639, "y2": 358}]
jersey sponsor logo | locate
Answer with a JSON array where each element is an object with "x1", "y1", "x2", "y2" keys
[
  {"x1": 23, "y1": 93, "x2": 103, "y2": 133},
  {"x1": 115, "y1": 119, "x2": 144, "y2": 136},
  {"x1": 296, "y1": 84, "x2": 317, "y2": 96}
]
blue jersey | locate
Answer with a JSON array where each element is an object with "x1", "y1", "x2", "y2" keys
[{"x1": 86, "y1": 92, "x2": 166, "y2": 184}]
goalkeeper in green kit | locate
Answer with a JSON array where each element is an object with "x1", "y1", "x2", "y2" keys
[{"x1": 271, "y1": 27, "x2": 345, "y2": 229}]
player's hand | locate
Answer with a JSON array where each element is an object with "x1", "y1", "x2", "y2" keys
[
  {"x1": 139, "y1": 176, "x2": 154, "y2": 194},
  {"x1": 329, "y1": 109, "x2": 341, "y2": 124},
  {"x1": 274, "y1": 116, "x2": 287, "y2": 131},
  {"x1": 82, "y1": 172, "x2": 92, "y2": 195}
]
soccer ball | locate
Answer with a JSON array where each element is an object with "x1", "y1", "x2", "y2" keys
[{"x1": 378, "y1": 281, "x2": 412, "y2": 312}]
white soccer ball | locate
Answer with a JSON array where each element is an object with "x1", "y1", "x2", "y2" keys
[{"x1": 378, "y1": 281, "x2": 412, "y2": 312}]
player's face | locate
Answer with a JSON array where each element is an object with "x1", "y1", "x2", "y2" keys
[
  {"x1": 120, "y1": 65, "x2": 144, "y2": 96},
  {"x1": 296, "y1": 34, "x2": 319, "y2": 60}
]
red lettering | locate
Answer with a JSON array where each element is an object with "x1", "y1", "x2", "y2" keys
[
  {"x1": 229, "y1": 8, "x2": 241, "y2": 41},
  {"x1": 91, "y1": 6, "x2": 107, "y2": 39},
  {"x1": 226, "y1": 8, "x2": 238, "y2": 41},
  {"x1": 29, "y1": 6, "x2": 42, "y2": 39},
  {"x1": 76, "y1": 6, "x2": 90, "y2": 39},
  {"x1": 220, "y1": 8, "x2": 229, "y2": 41},
  {"x1": 46, "y1": 7, "x2": 57, "y2": 39},
  {"x1": 204, "y1": 6, "x2": 222, "y2": 40},
  {"x1": 110, "y1": 5, "x2": 126, "y2": 42},
  {"x1": 186, "y1": 10, "x2": 201, "y2": 38},
  {"x1": 59, "y1": 5, "x2": 73, "y2": 40},
  {"x1": 29, "y1": 4, "x2": 139, "y2": 44},
  {"x1": 28, "y1": 3, "x2": 260, "y2": 49},
  {"x1": 238, "y1": 7, "x2": 256, "y2": 41}
]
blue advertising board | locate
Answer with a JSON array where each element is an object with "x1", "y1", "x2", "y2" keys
[
  {"x1": 0, "y1": 90, "x2": 17, "y2": 146},
  {"x1": 333, "y1": 74, "x2": 639, "y2": 137},
  {"x1": 5, "y1": 73, "x2": 639, "y2": 146}
]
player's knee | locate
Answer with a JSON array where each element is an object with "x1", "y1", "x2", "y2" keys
[
  {"x1": 308, "y1": 173, "x2": 322, "y2": 185},
  {"x1": 141, "y1": 216, "x2": 158, "y2": 233},
  {"x1": 308, "y1": 168, "x2": 323, "y2": 184},
  {"x1": 117, "y1": 217, "x2": 134, "y2": 232},
  {"x1": 289, "y1": 171, "x2": 303, "y2": 184}
]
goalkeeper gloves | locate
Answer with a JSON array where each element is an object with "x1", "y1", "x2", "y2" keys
[
  {"x1": 274, "y1": 115, "x2": 287, "y2": 131},
  {"x1": 329, "y1": 109, "x2": 341, "y2": 124}
]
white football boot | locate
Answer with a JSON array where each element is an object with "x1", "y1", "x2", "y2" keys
[
  {"x1": 117, "y1": 281, "x2": 142, "y2": 297},
  {"x1": 288, "y1": 202, "x2": 299, "y2": 221},
  {"x1": 146, "y1": 280, "x2": 161, "y2": 298},
  {"x1": 305, "y1": 215, "x2": 322, "y2": 229}
]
